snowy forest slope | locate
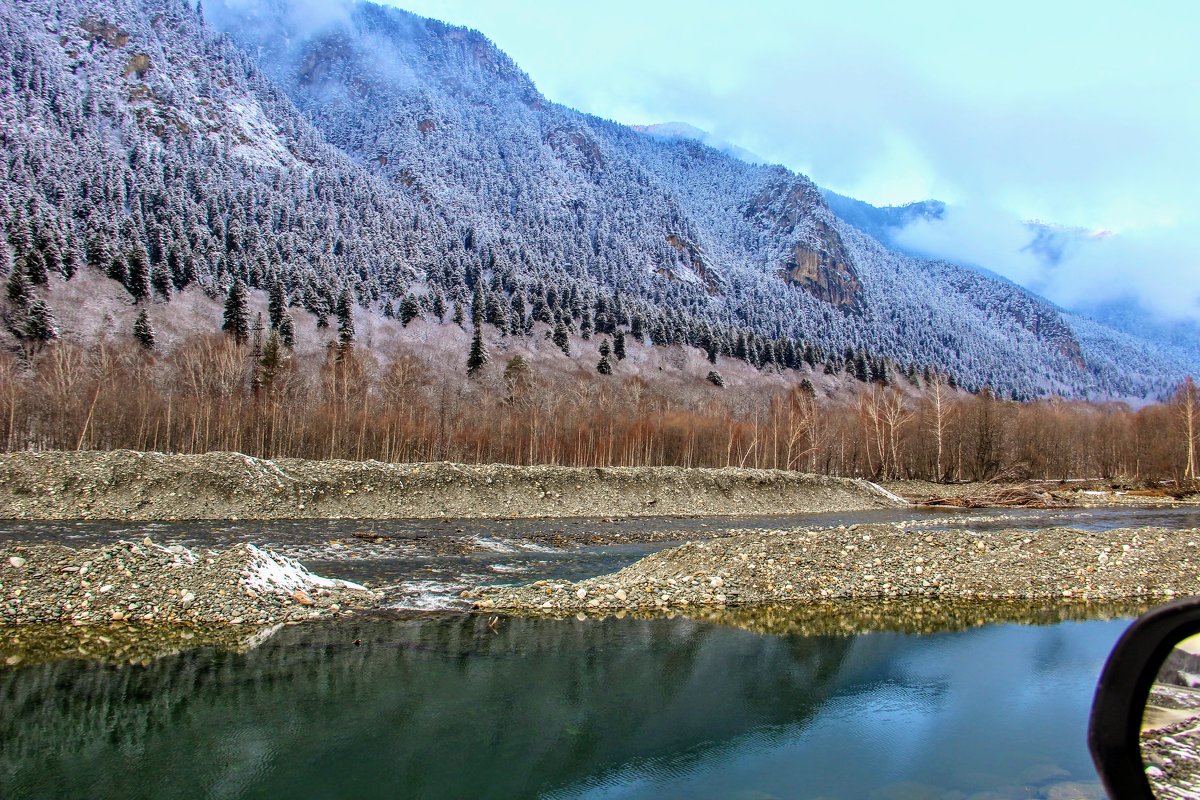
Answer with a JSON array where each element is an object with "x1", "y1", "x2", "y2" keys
[{"x1": 0, "y1": 0, "x2": 1192, "y2": 400}]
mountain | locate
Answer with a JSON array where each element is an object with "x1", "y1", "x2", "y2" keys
[
  {"x1": 631, "y1": 122, "x2": 766, "y2": 165},
  {"x1": 824, "y1": 192, "x2": 1199, "y2": 371},
  {"x1": 0, "y1": 0, "x2": 1193, "y2": 401},
  {"x1": 820, "y1": 190, "x2": 946, "y2": 250}
]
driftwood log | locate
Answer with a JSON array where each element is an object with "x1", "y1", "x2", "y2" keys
[{"x1": 914, "y1": 485, "x2": 1065, "y2": 509}]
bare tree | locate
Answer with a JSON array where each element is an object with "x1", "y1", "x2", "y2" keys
[
  {"x1": 1175, "y1": 377, "x2": 1199, "y2": 482},
  {"x1": 926, "y1": 372, "x2": 954, "y2": 482}
]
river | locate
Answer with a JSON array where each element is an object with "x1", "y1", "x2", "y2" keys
[{"x1": 3, "y1": 506, "x2": 1198, "y2": 799}]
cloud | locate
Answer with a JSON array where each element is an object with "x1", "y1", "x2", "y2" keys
[
  {"x1": 894, "y1": 207, "x2": 1200, "y2": 322},
  {"x1": 207, "y1": 0, "x2": 355, "y2": 39}
]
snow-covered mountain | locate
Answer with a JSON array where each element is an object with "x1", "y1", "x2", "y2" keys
[
  {"x1": 631, "y1": 122, "x2": 766, "y2": 165},
  {"x1": 0, "y1": 0, "x2": 1193, "y2": 400}
]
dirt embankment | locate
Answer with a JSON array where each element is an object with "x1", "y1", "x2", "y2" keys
[
  {"x1": 0, "y1": 450, "x2": 901, "y2": 521},
  {"x1": 468, "y1": 524, "x2": 1200, "y2": 612}
]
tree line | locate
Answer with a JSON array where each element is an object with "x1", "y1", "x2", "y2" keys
[{"x1": 0, "y1": 323, "x2": 1196, "y2": 486}]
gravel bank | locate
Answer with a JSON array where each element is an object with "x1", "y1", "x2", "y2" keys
[
  {"x1": 882, "y1": 479, "x2": 1200, "y2": 508},
  {"x1": 0, "y1": 450, "x2": 901, "y2": 521},
  {"x1": 468, "y1": 524, "x2": 1200, "y2": 611},
  {"x1": 1, "y1": 540, "x2": 380, "y2": 625}
]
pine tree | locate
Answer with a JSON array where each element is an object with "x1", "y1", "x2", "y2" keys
[
  {"x1": 60, "y1": 249, "x2": 77, "y2": 280},
  {"x1": 222, "y1": 280, "x2": 249, "y2": 345},
  {"x1": 279, "y1": 312, "x2": 296, "y2": 348},
  {"x1": 258, "y1": 330, "x2": 284, "y2": 390},
  {"x1": 707, "y1": 370, "x2": 725, "y2": 387},
  {"x1": 854, "y1": 354, "x2": 870, "y2": 383},
  {"x1": 382, "y1": 300, "x2": 395, "y2": 318},
  {"x1": 6, "y1": 268, "x2": 29, "y2": 309},
  {"x1": 597, "y1": 339, "x2": 612, "y2": 375},
  {"x1": 783, "y1": 340, "x2": 799, "y2": 370},
  {"x1": 399, "y1": 295, "x2": 422, "y2": 326},
  {"x1": 24, "y1": 250, "x2": 48, "y2": 286},
  {"x1": 471, "y1": 281, "x2": 486, "y2": 328},
  {"x1": 268, "y1": 280, "x2": 286, "y2": 329},
  {"x1": 22, "y1": 298, "x2": 58, "y2": 344},
  {"x1": 630, "y1": 315, "x2": 646, "y2": 343},
  {"x1": 613, "y1": 329, "x2": 627, "y2": 361},
  {"x1": 705, "y1": 336, "x2": 719, "y2": 365},
  {"x1": 452, "y1": 302, "x2": 465, "y2": 327},
  {"x1": 552, "y1": 318, "x2": 570, "y2": 356},
  {"x1": 431, "y1": 292, "x2": 446, "y2": 323},
  {"x1": 86, "y1": 236, "x2": 108, "y2": 273},
  {"x1": 127, "y1": 246, "x2": 150, "y2": 302},
  {"x1": 108, "y1": 254, "x2": 128, "y2": 285},
  {"x1": 871, "y1": 358, "x2": 889, "y2": 385},
  {"x1": 133, "y1": 309, "x2": 155, "y2": 350},
  {"x1": 466, "y1": 324, "x2": 489, "y2": 377},
  {"x1": 336, "y1": 288, "x2": 355, "y2": 346},
  {"x1": 150, "y1": 267, "x2": 171, "y2": 300}
]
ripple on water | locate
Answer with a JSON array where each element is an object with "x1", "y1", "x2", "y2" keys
[{"x1": 387, "y1": 580, "x2": 470, "y2": 611}]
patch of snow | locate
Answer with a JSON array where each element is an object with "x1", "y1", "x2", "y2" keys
[
  {"x1": 860, "y1": 481, "x2": 909, "y2": 506},
  {"x1": 226, "y1": 100, "x2": 301, "y2": 170},
  {"x1": 241, "y1": 544, "x2": 367, "y2": 595}
]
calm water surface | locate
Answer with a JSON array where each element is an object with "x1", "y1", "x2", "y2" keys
[{"x1": 1, "y1": 612, "x2": 1124, "y2": 799}]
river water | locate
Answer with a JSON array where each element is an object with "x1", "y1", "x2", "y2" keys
[{"x1": 3, "y1": 506, "x2": 1199, "y2": 799}]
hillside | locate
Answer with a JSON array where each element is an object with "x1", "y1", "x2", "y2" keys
[{"x1": 0, "y1": 0, "x2": 1192, "y2": 401}]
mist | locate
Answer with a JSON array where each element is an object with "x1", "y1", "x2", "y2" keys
[
  {"x1": 205, "y1": 0, "x2": 355, "y2": 39},
  {"x1": 894, "y1": 208, "x2": 1200, "y2": 323}
]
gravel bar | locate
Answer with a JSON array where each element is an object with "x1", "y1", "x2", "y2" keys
[
  {"x1": 1, "y1": 539, "x2": 381, "y2": 626},
  {"x1": 0, "y1": 450, "x2": 903, "y2": 521},
  {"x1": 468, "y1": 524, "x2": 1200, "y2": 611}
]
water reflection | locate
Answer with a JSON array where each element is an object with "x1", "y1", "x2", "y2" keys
[{"x1": 1, "y1": 609, "x2": 1122, "y2": 799}]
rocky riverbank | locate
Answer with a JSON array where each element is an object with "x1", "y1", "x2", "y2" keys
[
  {"x1": 467, "y1": 524, "x2": 1200, "y2": 612},
  {"x1": 0, "y1": 450, "x2": 902, "y2": 521},
  {"x1": 883, "y1": 479, "x2": 1200, "y2": 508},
  {"x1": 0, "y1": 539, "x2": 381, "y2": 626}
]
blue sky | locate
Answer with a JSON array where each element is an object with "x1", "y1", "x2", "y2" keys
[{"x1": 383, "y1": 1, "x2": 1200, "y2": 320}]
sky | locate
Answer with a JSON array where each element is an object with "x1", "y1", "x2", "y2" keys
[{"x1": 378, "y1": 1, "x2": 1200, "y2": 321}]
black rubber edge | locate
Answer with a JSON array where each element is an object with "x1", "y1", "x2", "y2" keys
[{"x1": 1089, "y1": 597, "x2": 1200, "y2": 799}]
